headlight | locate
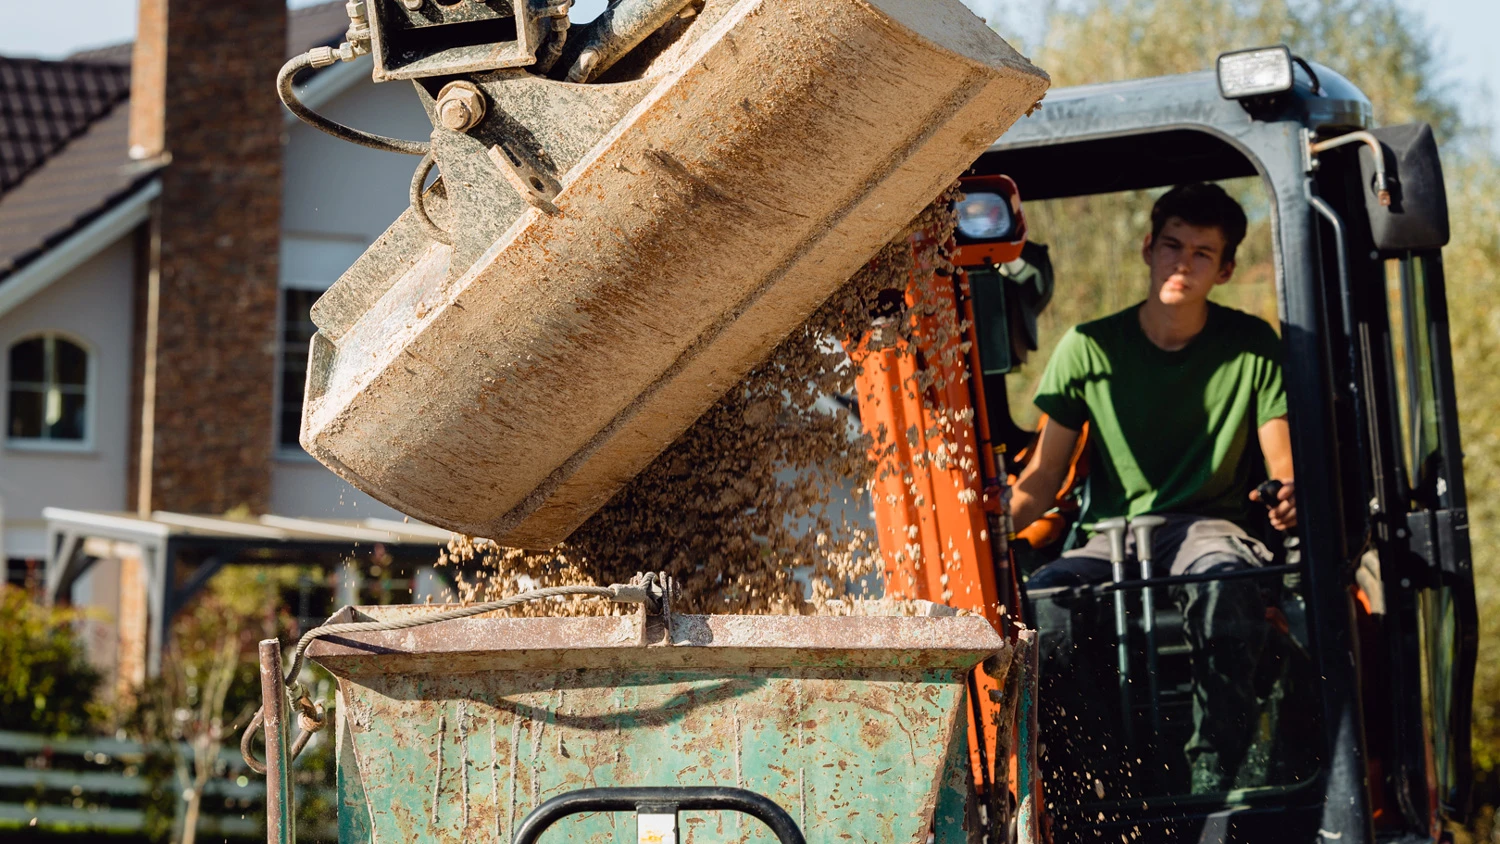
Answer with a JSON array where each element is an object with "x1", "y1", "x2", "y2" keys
[
  {"x1": 1217, "y1": 45, "x2": 1294, "y2": 99},
  {"x1": 956, "y1": 192, "x2": 1015, "y2": 240}
]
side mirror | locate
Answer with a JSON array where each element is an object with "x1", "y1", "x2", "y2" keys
[{"x1": 1359, "y1": 122, "x2": 1449, "y2": 254}]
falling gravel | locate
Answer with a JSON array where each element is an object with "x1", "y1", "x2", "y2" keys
[{"x1": 439, "y1": 188, "x2": 964, "y2": 616}]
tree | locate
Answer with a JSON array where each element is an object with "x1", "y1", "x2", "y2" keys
[
  {"x1": 130, "y1": 566, "x2": 310, "y2": 844},
  {"x1": 1031, "y1": 0, "x2": 1458, "y2": 140},
  {"x1": 1442, "y1": 150, "x2": 1500, "y2": 778},
  {"x1": 0, "y1": 585, "x2": 101, "y2": 736}
]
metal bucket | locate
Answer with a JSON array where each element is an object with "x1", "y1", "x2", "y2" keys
[
  {"x1": 286, "y1": 606, "x2": 1011, "y2": 842},
  {"x1": 300, "y1": 0, "x2": 1049, "y2": 547}
]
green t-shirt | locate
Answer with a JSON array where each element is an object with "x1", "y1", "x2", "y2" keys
[{"x1": 1032, "y1": 302, "x2": 1287, "y2": 531}]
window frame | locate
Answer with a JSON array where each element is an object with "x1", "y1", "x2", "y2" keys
[
  {"x1": 5, "y1": 331, "x2": 97, "y2": 453},
  {"x1": 1385, "y1": 251, "x2": 1477, "y2": 821},
  {"x1": 274, "y1": 235, "x2": 368, "y2": 462},
  {"x1": 275, "y1": 287, "x2": 323, "y2": 461},
  {"x1": 277, "y1": 290, "x2": 321, "y2": 461}
]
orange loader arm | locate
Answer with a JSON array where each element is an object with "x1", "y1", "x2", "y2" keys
[{"x1": 849, "y1": 232, "x2": 1021, "y2": 801}]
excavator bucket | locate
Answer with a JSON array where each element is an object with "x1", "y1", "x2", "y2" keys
[{"x1": 300, "y1": 0, "x2": 1049, "y2": 547}]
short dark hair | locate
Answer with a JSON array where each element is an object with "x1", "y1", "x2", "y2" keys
[{"x1": 1150, "y1": 183, "x2": 1248, "y2": 266}]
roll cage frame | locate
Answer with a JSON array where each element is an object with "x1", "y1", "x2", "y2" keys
[{"x1": 973, "y1": 62, "x2": 1476, "y2": 844}]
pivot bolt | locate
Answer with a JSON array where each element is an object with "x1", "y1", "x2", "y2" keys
[
  {"x1": 402, "y1": 0, "x2": 423, "y2": 10},
  {"x1": 436, "y1": 81, "x2": 486, "y2": 132}
]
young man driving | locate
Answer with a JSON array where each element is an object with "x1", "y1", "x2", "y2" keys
[{"x1": 1012, "y1": 182, "x2": 1297, "y2": 795}]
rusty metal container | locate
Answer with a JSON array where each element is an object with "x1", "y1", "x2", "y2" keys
[
  {"x1": 300, "y1": 0, "x2": 1049, "y2": 547},
  {"x1": 301, "y1": 606, "x2": 1010, "y2": 842}
]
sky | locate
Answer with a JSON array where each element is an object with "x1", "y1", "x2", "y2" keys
[{"x1": 0, "y1": 0, "x2": 1495, "y2": 140}]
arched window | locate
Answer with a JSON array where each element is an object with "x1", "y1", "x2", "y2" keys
[{"x1": 7, "y1": 334, "x2": 89, "y2": 445}]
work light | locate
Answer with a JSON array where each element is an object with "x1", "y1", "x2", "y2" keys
[
  {"x1": 1216, "y1": 45, "x2": 1294, "y2": 100},
  {"x1": 952, "y1": 174, "x2": 1026, "y2": 267},
  {"x1": 956, "y1": 192, "x2": 1016, "y2": 241}
]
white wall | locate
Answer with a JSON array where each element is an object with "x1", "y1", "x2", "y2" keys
[
  {"x1": 0, "y1": 237, "x2": 136, "y2": 558},
  {"x1": 0, "y1": 75, "x2": 442, "y2": 542},
  {"x1": 281, "y1": 75, "x2": 433, "y2": 239},
  {"x1": 272, "y1": 72, "x2": 432, "y2": 521}
]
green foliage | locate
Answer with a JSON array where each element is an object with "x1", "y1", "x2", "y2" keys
[
  {"x1": 0, "y1": 586, "x2": 101, "y2": 736},
  {"x1": 292, "y1": 716, "x2": 340, "y2": 843},
  {"x1": 127, "y1": 565, "x2": 327, "y2": 843},
  {"x1": 1443, "y1": 150, "x2": 1500, "y2": 775},
  {"x1": 1034, "y1": 0, "x2": 1292, "y2": 86},
  {"x1": 1033, "y1": 0, "x2": 1459, "y2": 138}
]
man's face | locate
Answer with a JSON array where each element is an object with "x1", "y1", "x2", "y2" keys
[{"x1": 1141, "y1": 217, "x2": 1234, "y2": 307}]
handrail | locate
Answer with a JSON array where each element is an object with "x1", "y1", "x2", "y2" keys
[
  {"x1": 1310, "y1": 192, "x2": 1376, "y2": 541},
  {"x1": 512, "y1": 787, "x2": 806, "y2": 844},
  {"x1": 1027, "y1": 562, "x2": 1304, "y2": 599}
]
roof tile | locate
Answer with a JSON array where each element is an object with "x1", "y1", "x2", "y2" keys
[
  {"x1": 0, "y1": 1, "x2": 354, "y2": 281},
  {"x1": 0, "y1": 57, "x2": 129, "y2": 193},
  {"x1": 0, "y1": 103, "x2": 152, "y2": 276}
]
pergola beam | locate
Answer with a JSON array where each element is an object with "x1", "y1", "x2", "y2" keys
[{"x1": 41, "y1": 509, "x2": 448, "y2": 677}]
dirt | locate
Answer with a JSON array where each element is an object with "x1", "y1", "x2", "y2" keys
[{"x1": 438, "y1": 188, "x2": 963, "y2": 616}]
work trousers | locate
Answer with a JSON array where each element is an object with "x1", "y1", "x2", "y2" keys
[{"x1": 1027, "y1": 515, "x2": 1272, "y2": 796}]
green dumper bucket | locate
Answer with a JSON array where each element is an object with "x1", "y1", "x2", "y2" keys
[{"x1": 291, "y1": 606, "x2": 1011, "y2": 842}]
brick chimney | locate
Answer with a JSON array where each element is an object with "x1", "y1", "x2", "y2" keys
[{"x1": 129, "y1": 0, "x2": 286, "y2": 515}]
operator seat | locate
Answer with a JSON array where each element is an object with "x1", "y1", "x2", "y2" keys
[{"x1": 1009, "y1": 413, "x2": 1090, "y2": 572}]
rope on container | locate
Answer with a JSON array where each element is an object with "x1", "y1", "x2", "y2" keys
[{"x1": 283, "y1": 584, "x2": 626, "y2": 683}]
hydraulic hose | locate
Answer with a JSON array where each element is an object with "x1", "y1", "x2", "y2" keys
[
  {"x1": 277, "y1": 51, "x2": 430, "y2": 156},
  {"x1": 535, "y1": 4, "x2": 572, "y2": 75},
  {"x1": 410, "y1": 151, "x2": 454, "y2": 245}
]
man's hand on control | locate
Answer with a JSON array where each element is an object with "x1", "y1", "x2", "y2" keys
[
  {"x1": 1249, "y1": 478, "x2": 1297, "y2": 531},
  {"x1": 1010, "y1": 419, "x2": 1083, "y2": 533}
]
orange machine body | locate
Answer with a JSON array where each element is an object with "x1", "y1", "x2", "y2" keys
[{"x1": 850, "y1": 228, "x2": 1017, "y2": 793}]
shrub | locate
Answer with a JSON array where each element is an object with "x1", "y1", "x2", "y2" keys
[{"x1": 0, "y1": 585, "x2": 101, "y2": 735}]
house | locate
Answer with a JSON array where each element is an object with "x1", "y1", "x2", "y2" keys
[{"x1": 0, "y1": 0, "x2": 455, "y2": 685}]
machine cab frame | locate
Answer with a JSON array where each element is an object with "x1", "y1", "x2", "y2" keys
[{"x1": 969, "y1": 52, "x2": 1477, "y2": 843}]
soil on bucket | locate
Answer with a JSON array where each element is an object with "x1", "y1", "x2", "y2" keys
[{"x1": 438, "y1": 187, "x2": 977, "y2": 616}]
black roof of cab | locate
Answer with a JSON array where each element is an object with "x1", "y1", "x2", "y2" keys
[{"x1": 974, "y1": 62, "x2": 1373, "y2": 200}]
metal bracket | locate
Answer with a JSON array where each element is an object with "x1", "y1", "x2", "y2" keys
[
  {"x1": 488, "y1": 141, "x2": 563, "y2": 215},
  {"x1": 629, "y1": 571, "x2": 677, "y2": 646},
  {"x1": 1410, "y1": 508, "x2": 1469, "y2": 580},
  {"x1": 367, "y1": 0, "x2": 544, "y2": 80},
  {"x1": 1300, "y1": 127, "x2": 1319, "y2": 175}
]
